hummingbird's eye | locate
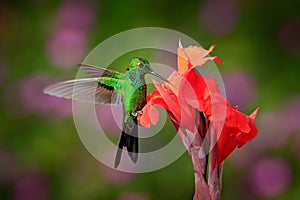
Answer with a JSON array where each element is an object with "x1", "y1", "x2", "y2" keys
[{"x1": 138, "y1": 63, "x2": 144, "y2": 68}]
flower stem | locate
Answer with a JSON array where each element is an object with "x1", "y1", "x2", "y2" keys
[
  {"x1": 208, "y1": 146, "x2": 223, "y2": 200},
  {"x1": 190, "y1": 147, "x2": 211, "y2": 200}
]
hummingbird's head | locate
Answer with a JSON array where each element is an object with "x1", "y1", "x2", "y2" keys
[
  {"x1": 129, "y1": 57, "x2": 151, "y2": 71},
  {"x1": 129, "y1": 57, "x2": 168, "y2": 82}
]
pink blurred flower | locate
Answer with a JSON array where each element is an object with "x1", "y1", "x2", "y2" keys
[
  {"x1": 249, "y1": 158, "x2": 292, "y2": 198},
  {"x1": 117, "y1": 192, "x2": 149, "y2": 200},
  {"x1": 47, "y1": 27, "x2": 88, "y2": 67},
  {"x1": 14, "y1": 174, "x2": 49, "y2": 200},
  {"x1": 4, "y1": 73, "x2": 72, "y2": 119},
  {"x1": 199, "y1": 0, "x2": 240, "y2": 36},
  {"x1": 223, "y1": 70, "x2": 257, "y2": 109},
  {"x1": 278, "y1": 18, "x2": 300, "y2": 54},
  {"x1": 47, "y1": 1, "x2": 97, "y2": 68},
  {"x1": 20, "y1": 74, "x2": 72, "y2": 118}
]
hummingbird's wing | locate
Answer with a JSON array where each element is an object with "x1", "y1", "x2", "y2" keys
[
  {"x1": 78, "y1": 64, "x2": 122, "y2": 79},
  {"x1": 44, "y1": 64, "x2": 124, "y2": 104},
  {"x1": 44, "y1": 78, "x2": 121, "y2": 105}
]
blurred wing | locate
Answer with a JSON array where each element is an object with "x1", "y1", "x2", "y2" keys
[
  {"x1": 43, "y1": 78, "x2": 121, "y2": 105},
  {"x1": 78, "y1": 64, "x2": 122, "y2": 79}
]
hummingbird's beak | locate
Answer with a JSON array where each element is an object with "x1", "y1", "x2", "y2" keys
[{"x1": 150, "y1": 71, "x2": 169, "y2": 83}]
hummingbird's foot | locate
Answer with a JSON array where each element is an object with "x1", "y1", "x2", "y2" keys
[
  {"x1": 131, "y1": 110, "x2": 143, "y2": 117},
  {"x1": 136, "y1": 110, "x2": 143, "y2": 115}
]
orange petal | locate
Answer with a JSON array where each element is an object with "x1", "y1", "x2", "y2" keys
[
  {"x1": 177, "y1": 42, "x2": 224, "y2": 74},
  {"x1": 177, "y1": 48, "x2": 190, "y2": 74}
]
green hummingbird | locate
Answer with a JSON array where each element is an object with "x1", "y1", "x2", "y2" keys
[{"x1": 44, "y1": 57, "x2": 168, "y2": 168}]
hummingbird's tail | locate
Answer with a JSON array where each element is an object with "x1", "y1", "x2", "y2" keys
[{"x1": 114, "y1": 117, "x2": 139, "y2": 168}]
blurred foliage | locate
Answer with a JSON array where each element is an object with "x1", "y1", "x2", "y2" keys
[{"x1": 0, "y1": 0, "x2": 300, "y2": 200}]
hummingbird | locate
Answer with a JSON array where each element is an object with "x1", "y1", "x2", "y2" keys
[{"x1": 44, "y1": 57, "x2": 168, "y2": 168}]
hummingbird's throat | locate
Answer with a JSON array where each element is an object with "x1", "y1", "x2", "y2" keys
[{"x1": 128, "y1": 71, "x2": 147, "y2": 89}]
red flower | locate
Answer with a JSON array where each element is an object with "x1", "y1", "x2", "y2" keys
[
  {"x1": 138, "y1": 41, "x2": 259, "y2": 199},
  {"x1": 210, "y1": 107, "x2": 259, "y2": 169},
  {"x1": 138, "y1": 41, "x2": 258, "y2": 167}
]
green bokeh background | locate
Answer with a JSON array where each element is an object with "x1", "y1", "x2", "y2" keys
[{"x1": 1, "y1": 0, "x2": 300, "y2": 199}]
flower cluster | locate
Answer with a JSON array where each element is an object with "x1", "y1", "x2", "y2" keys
[{"x1": 138, "y1": 41, "x2": 258, "y2": 199}]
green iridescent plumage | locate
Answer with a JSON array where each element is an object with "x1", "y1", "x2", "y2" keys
[{"x1": 44, "y1": 57, "x2": 167, "y2": 168}]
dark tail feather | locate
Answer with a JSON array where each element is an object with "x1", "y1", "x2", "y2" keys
[
  {"x1": 114, "y1": 118, "x2": 139, "y2": 168},
  {"x1": 114, "y1": 131, "x2": 126, "y2": 168},
  {"x1": 126, "y1": 119, "x2": 138, "y2": 163},
  {"x1": 127, "y1": 134, "x2": 138, "y2": 163}
]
